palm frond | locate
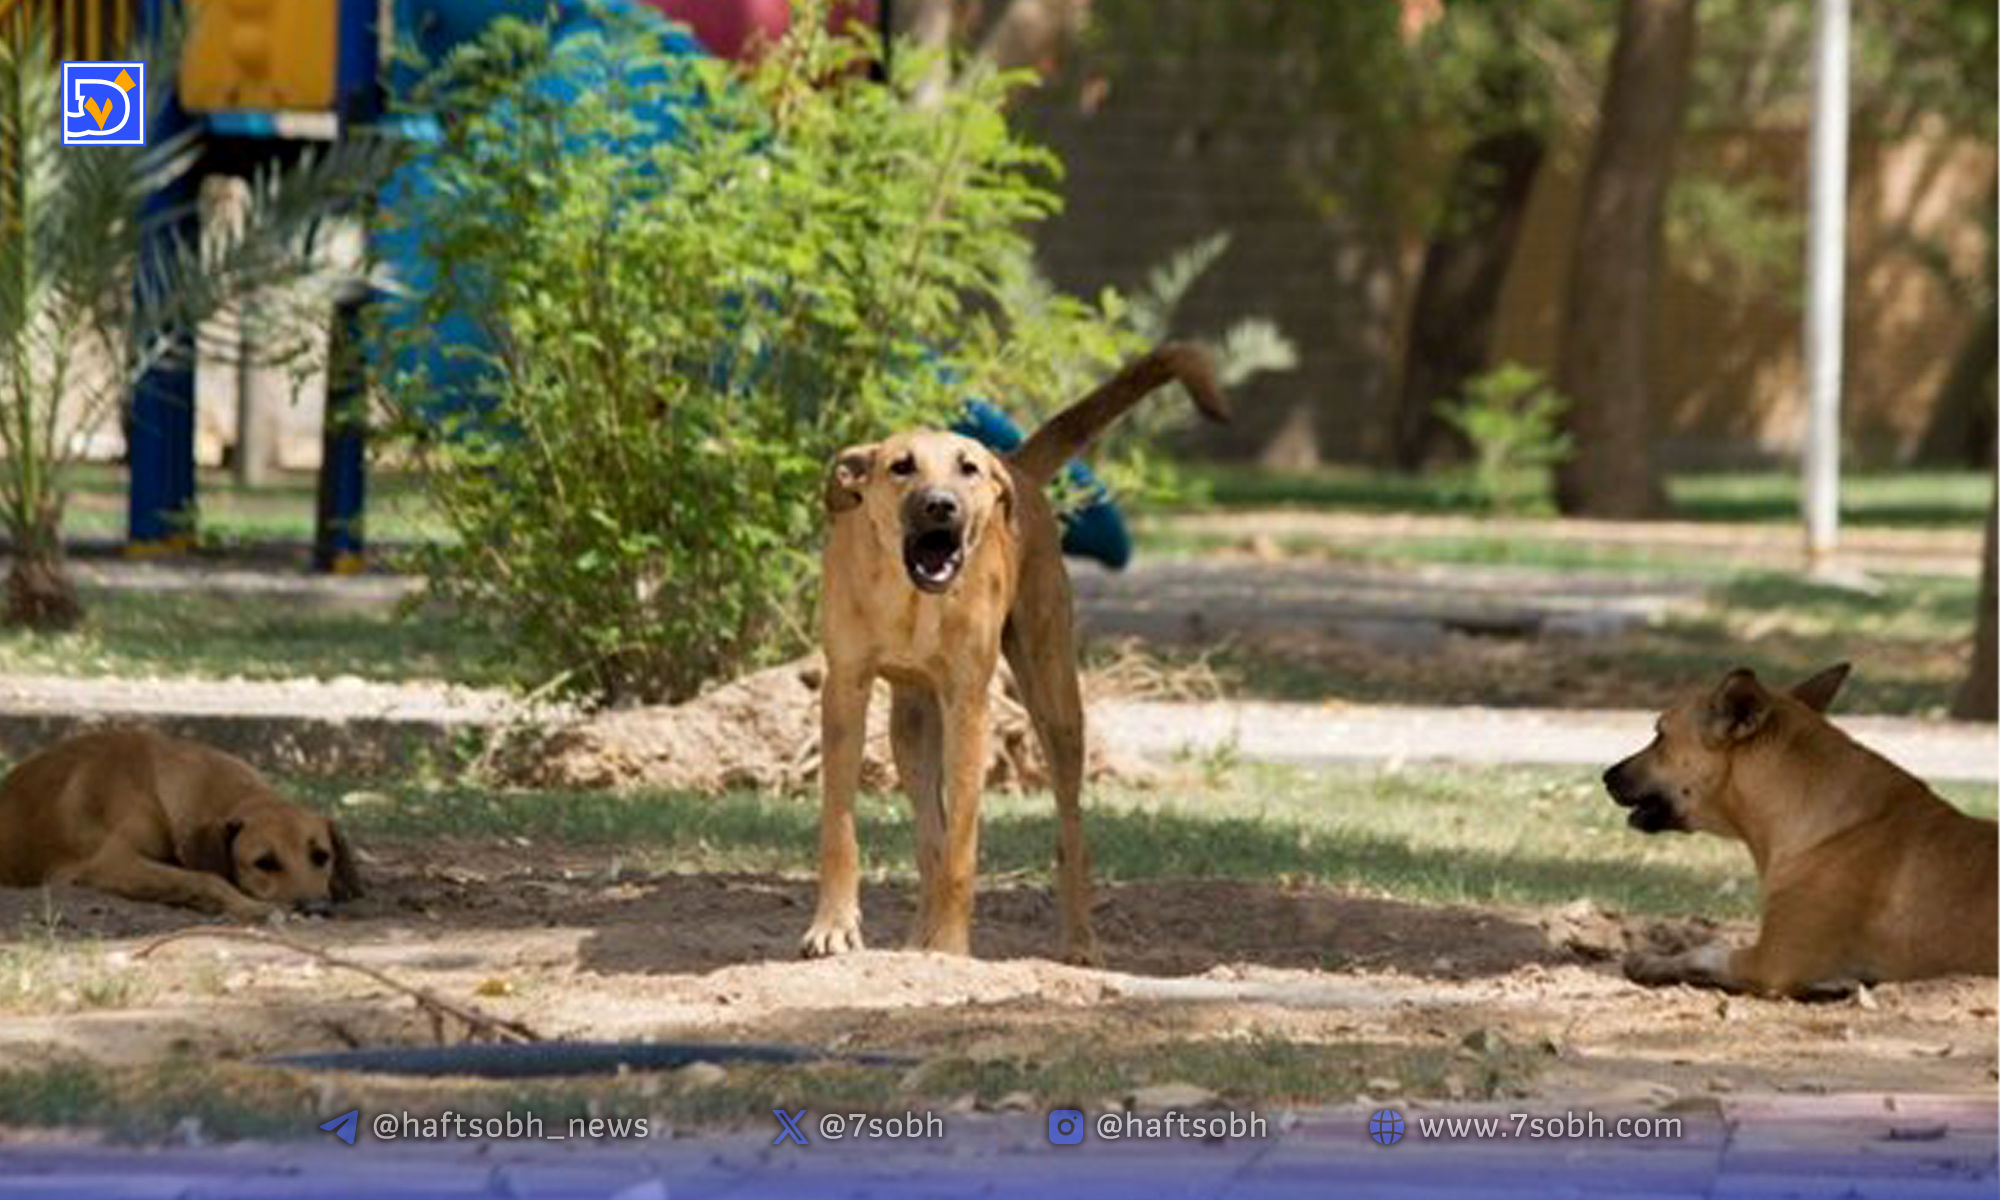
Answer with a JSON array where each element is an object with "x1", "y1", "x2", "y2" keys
[{"x1": 0, "y1": 8, "x2": 401, "y2": 563}]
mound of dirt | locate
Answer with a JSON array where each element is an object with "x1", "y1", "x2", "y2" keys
[{"x1": 498, "y1": 656, "x2": 1154, "y2": 795}]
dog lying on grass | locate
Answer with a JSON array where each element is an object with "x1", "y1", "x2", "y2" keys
[
  {"x1": 0, "y1": 727, "x2": 361, "y2": 921},
  {"x1": 805, "y1": 344, "x2": 1226, "y2": 963},
  {"x1": 1605, "y1": 663, "x2": 1996, "y2": 998}
]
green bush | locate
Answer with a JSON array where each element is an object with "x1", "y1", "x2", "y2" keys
[
  {"x1": 1434, "y1": 363, "x2": 1573, "y2": 515},
  {"x1": 380, "y1": 10, "x2": 1129, "y2": 704}
]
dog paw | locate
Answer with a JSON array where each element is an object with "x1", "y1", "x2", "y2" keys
[
  {"x1": 1059, "y1": 934, "x2": 1105, "y2": 969},
  {"x1": 910, "y1": 923, "x2": 971, "y2": 957},
  {"x1": 215, "y1": 899, "x2": 282, "y2": 925},
  {"x1": 1622, "y1": 952, "x2": 1685, "y2": 987},
  {"x1": 800, "y1": 916, "x2": 864, "y2": 958}
]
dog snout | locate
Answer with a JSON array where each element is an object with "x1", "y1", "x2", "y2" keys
[
  {"x1": 908, "y1": 489, "x2": 961, "y2": 528},
  {"x1": 1603, "y1": 760, "x2": 1636, "y2": 803}
]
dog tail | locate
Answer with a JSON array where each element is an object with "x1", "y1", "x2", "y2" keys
[{"x1": 1009, "y1": 343, "x2": 1229, "y2": 486}]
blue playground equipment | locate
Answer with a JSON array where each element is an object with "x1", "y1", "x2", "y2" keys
[
  {"x1": 124, "y1": 0, "x2": 1133, "y2": 572},
  {"x1": 954, "y1": 402, "x2": 1133, "y2": 569}
]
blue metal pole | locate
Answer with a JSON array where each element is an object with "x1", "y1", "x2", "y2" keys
[
  {"x1": 127, "y1": 0, "x2": 200, "y2": 554},
  {"x1": 313, "y1": 295, "x2": 368, "y2": 573}
]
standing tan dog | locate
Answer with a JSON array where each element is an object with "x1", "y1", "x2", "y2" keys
[
  {"x1": 1605, "y1": 663, "x2": 1996, "y2": 997},
  {"x1": 806, "y1": 345, "x2": 1226, "y2": 963},
  {"x1": 0, "y1": 728, "x2": 361, "y2": 921}
]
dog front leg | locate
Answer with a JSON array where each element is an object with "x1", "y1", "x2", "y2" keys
[
  {"x1": 55, "y1": 850, "x2": 276, "y2": 922},
  {"x1": 889, "y1": 685, "x2": 947, "y2": 949},
  {"x1": 917, "y1": 688, "x2": 990, "y2": 956},
  {"x1": 1624, "y1": 939, "x2": 1748, "y2": 991},
  {"x1": 1626, "y1": 900, "x2": 1859, "y2": 1000},
  {"x1": 802, "y1": 667, "x2": 871, "y2": 958}
]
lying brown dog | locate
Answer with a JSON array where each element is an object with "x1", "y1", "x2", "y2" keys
[
  {"x1": 1605, "y1": 663, "x2": 1996, "y2": 997},
  {"x1": 0, "y1": 728, "x2": 360, "y2": 921},
  {"x1": 806, "y1": 344, "x2": 1226, "y2": 962}
]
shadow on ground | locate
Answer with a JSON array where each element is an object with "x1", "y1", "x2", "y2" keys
[{"x1": 0, "y1": 838, "x2": 1639, "y2": 982}]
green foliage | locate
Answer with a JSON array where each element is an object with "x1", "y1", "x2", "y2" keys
[
  {"x1": 0, "y1": 16, "x2": 389, "y2": 624},
  {"x1": 381, "y1": 8, "x2": 1131, "y2": 703},
  {"x1": 1676, "y1": 0, "x2": 1996, "y2": 302},
  {"x1": 1433, "y1": 363, "x2": 1572, "y2": 515},
  {"x1": 979, "y1": 231, "x2": 1295, "y2": 511},
  {"x1": 1666, "y1": 172, "x2": 1805, "y2": 298}
]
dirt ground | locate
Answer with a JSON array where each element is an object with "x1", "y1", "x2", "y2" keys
[{"x1": 2, "y1": 837, "x2": 1993, "y2": 1114}]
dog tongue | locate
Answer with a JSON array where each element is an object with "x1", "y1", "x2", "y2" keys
[{"x1": 912, "y1": 533, "x2": 956, "y2": 577}]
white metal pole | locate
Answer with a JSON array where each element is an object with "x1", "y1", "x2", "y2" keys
[{"x1": 1804, "y1": 0, "x2": 1850, "y2": 566}]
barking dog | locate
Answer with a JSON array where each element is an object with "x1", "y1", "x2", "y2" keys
[
  {"x1": 807, "y1": 344, "x2": 1226, "y2": 962},
  {"x1": 0, "y1": 727, "x2": 362, "y2": 921},
  {"x1": 1604, "y1": 663, "x2": 1997, "y2": 997}
]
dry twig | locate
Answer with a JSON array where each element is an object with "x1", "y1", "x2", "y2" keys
[{"x1": 135, "y1": 926, "x2": 542, "y2": 1045}]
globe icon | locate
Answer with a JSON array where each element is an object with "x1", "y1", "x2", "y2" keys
[{"x1": 1369, "y1": 1108, "x2": 1405, "y2": 1146}]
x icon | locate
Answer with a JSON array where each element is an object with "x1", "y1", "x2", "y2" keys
[{"x1": 772, "y1": 1108, "x2": 810, "y2": 1146}]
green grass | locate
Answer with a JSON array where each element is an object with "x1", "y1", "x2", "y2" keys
[
  {"x1": 1135, "y1": 524, "x2": 1752, "y2": 575},
  {"x1": 50, "y1": 464, "x2": 1990, "y2": 550},
  {"x1": 0, "y1": 587, "x2": 507, "y2": 686},
  {"x1": 306, "y1": 763, "x2": 1997, "y2": 920},
  {"x1": 4, "y1": 762, "x2": 1991, "y2": 1138},
  {"x1": 1123, "y1": 570, "x2": 1979, "y2": 716},
  {"x1": 1184, "y1": 464, "x2": 1990, "y2": 527},
  {"x1": 58, "y1": 464, "x2": 448, "y2": 545}
]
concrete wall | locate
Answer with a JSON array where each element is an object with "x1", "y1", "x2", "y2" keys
[{"x1": 1021, "y1": 59, "x2": 1995, "y2": 469}]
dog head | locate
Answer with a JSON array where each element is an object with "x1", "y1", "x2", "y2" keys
[
  {"x1": 185, "y1": 806, "x2": 363, "y2": 914},
  {"x1": 823, "y1": 431, "x2": 1014, "y2": 594},
  {"x1": 1603, "y1": 662, "x2": 1852, "y2": 837}
]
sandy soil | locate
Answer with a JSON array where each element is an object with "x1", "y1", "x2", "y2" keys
[{"x1": 1, "y1": 838, "x2": 1992, "y2": 1110}]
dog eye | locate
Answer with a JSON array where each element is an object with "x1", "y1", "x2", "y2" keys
[
  {"x1": 959, "y1": 458, "x2": 980, "y2": 477},
  {"x1": 255, "y1": 854, "x2": 282, "y2": 873},
  {"x1": 309, "y1": 848, "x2": 331, "y2": 868},
  {"x1": 889, "y1": 455, "x2": 916, "y2": 477}
]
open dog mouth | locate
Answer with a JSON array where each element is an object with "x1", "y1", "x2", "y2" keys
[
  {"x1": 903, "y1": 528, "x2": 965, "y2": 592},
  {"x1": 1618, "y1": 793, "x2": 1686, "y2": 834}
]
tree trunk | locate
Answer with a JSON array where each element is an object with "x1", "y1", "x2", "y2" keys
[
  {"x1": 1552, "y1": 0, "x2": 1697, "y2": 518},
  {"x1": 1953, "y1": 490, "x2": 1997, "y2": 721},
  {"x1": 976, "y1": 0, "x2": 1089, "y2": 75},
  {"x1": 4, "y1": 549, "x2": 80, "y2": 631},
  {"x1": 2, "y1": 487, "x2": 82, "y2": 631},
  {"x1": 1913, "y1": 296, "x2": 1996, "y2": 468},
  {"x1": 1393, "y1": 126, "x2": 1546, "y2": 469}
]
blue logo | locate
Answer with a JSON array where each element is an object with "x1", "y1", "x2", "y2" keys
[
  {"x1": 318, "y1": 1109, "x2": 359, "y2": 1146},
  {"x1": 62, "y1": 61, "x2": 146, "y2": 146},
  {"x1": 1369, "y1": 1108, "x2": 1405, "y2": 1146},
  {"x1": 771, "y1": 1108, "x2": 810, "y2": 1146},
  {"x1": 1047, "y1": 1109, "x2": 1086, "y2": 1145}
]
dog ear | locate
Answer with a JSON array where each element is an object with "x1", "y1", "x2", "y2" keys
[
  {"x1": 327, "y1": 820, "x2": 364, "y2": 902},
  {"x1": 179, "y1": 817, "x2": 244, "y2": 884},
  {"x1": 1787, "y1": 662, "x2": 1851, "y2": 714},
  {"x1": 992, "y1": 456, "x2": 1016, "y2": 521},
  {"x1": 1704, "y1": 668, "x2": 1771, "y2": 743},
  {"x1": 823, "y1": 444, "x2": 877, "y2": 515}
]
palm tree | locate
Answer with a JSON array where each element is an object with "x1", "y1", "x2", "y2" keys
[{"x1": 0, "y1": 17, "x2": 395, "y2": 628}]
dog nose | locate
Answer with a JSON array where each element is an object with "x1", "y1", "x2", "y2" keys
[{"x1": 921, "y1": 491, "x2": 959, "y2": 523}]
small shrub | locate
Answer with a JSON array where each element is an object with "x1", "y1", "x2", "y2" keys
[
  {"x1": 380, "y1": 9, "x2": 1130, "y2": 703},
  {"x1": 1434, "y1": 363, "x2": 1573, "y2": 515},
  {"x1": 979, "y1": 231, "x2": 1296, "y2": 512}
]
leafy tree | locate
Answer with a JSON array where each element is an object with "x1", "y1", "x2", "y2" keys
[
  {"x1": 1552, "y1": 0, "x2": 1698, "y2": 518},
  {"x1": 1435, "y1": 362, "x2": 1572, "y2": 515},
  {"x1": 381, "y1": 9, "x2": 1149, "y2": 703},
  {"x1": 0, "y1": 19, "x2": 391, "y2": 628},
  {"x1": 1956, "y1": 492, "x2": 1996, "y2": 721}
]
